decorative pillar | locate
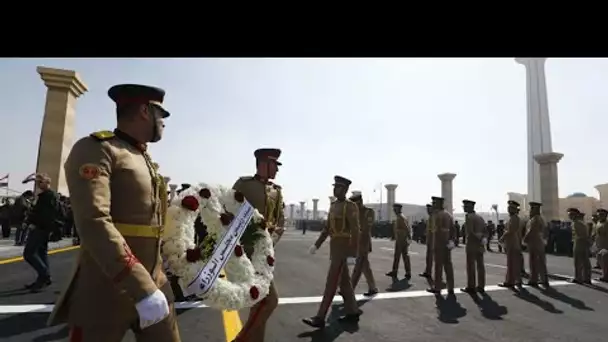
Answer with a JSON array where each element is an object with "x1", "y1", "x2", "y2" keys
[
  {"x1": 515, "y1": 58, "x2": 553, "y2": 203},
  {"x1": 289, "y1": 203, "x2": 296, "y2": 225},
  {"x1": 299, "y1": 201, "x2": 306, "y2": 220},
  {"x1": 36, "y1": 66, "x2": 88, "y2": 195},
  {"x1": 385, "y1": 184, "x2": 398, "y2": 221},
  {"x1": 595, "y1": 183, "x2": 608, "y2": 210},
  {"x1": 534, "y1": 152, "x2": 563, "y2": 221},
  {"x1": 312, "y1": 198, "x2": 319, "y2": 220},
  {"x1": 438, "y1": 173, "x2": 457, "y2": 214},
  {"x1": 169, "y1": 184, "x2": 178, "y2": 202}
]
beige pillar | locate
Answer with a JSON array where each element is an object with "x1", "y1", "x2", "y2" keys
[
  {"x1": 534, "y1": 152, "x2": 563, "y2": 221},
  {"x1": 169, "y1": 184, "x2": 178, "y2": 202},
  {"x1": 312, "y1": 198, "x2": 319, "y2": 220},
  {"x1": 289, "y1": 203, "x2": 296, "y2": 224},
  {"x1": 36, "y1": 66, "x2": 88, "y2": 195},
  {"x1": 299, "y1": 201, "x2": 306, "y2": 220},
  {"x1": 438, "y1": 173, "x2": 457, "y2": 214},
  {"x1": 595, "y1": 183, "x2": 608, "y2": 209},
  {"x1": 385, "y1": 184, "x2": 398, "y2": 221}
]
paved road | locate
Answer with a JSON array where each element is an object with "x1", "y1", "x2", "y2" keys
[{"x1": 1, "y1": 230, "x2": 607, "y2": 341}]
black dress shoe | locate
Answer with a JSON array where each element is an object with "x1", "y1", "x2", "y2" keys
[
  {"x1": 405, "y1": 274, "x2": 412, "y2": 280},
  {"x1": 540, "y1": 282, "x2": 550, "y2": 288},
  {"x1": 460, "y1": 287, "x2": 476, "y2": 293},
  {"x1": 476, "y1": 287, "x2": 485, "y2": 293},
  {"x1": 426, "y1": 288, "x2": 440, "y2": 294},
  {"x1": 419, "y1": 272, "x2": 431, "y2": 278},
  {"x1": 497, "y1": 283, "x2": 514, "y2": 288},
  {"x1": 25, "y1": 278, "x2": 51, "y2": 290},
  {"x1": 526, "y1": 282, "x2": 539, "y2": 287},
  {"x1": 385, "y1": 271, "x2": 397, "y2": 277},
  {"x1": 338, "y1": 309, "x2": 362, "y2": 323},
  {"x1": 363, "y1": 289, "x2": 378, "y2": 297},
  {"x1": 302, "y1": 316, "x2": 325, "y2": 328}
]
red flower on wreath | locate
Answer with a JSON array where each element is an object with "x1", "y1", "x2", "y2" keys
[
  {"x1": 249, "y1": 286, "x2": 260, "y2": 300},
  {"x1": 234, "y1": 245, "x2": 243, "y2": 257},
  {"x1": 181, "y1": 196, "x2": 199, "y2": 211},
  {"x1": 220, "y1": 212, "x2": 235, "y2": 226},
  {"x1": 199, "y1": 188, "x2": 211, "y2": 199},
  {"x1": 234, "y1": 191, "x2": 245, "y2": 203},
  {"x1": 266, "y1": 255, "x2": 275, "y2": 267},
  {"x1": 186, "y1": 248, "x2": 202, "y2": 262}
]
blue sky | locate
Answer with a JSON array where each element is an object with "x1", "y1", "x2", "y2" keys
[{"x1": 0, "y1": 58, "x2": 605, "y2": 213}]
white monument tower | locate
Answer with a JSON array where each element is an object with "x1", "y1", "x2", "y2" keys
[{"x1": 515, "y1": 58, "x2": 553, "y2": 203}]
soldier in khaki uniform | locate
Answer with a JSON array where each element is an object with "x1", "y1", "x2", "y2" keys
[
  {"x1": 232, "y1": 148, "x2": 285, "y2": 342},
  {"x1": 460, "y1": 200, "x2": 487, "y2": 293},
  {"x1": 568, "y1": 208, "x2": 592, "y2": 284},
  {"x1": 498, "y1": 200, "x2": 523, "y2": 288},
  {"x1": 523, "y1": 202, "x2": 549, "y2": 287},
  {"x1": 419, "y1": 204, "x2": 434, "y2": 278},
  {"x1": 427, "y1": 196, "x2": 455, "y2": 295},
  {"x1": 386, "y1": 203, "x2": 412, "y2": 280},
  {"x1": 304, "y1": 176, "x2": 361, "y2": 328},
  {"x1": 349, "y1": 193, "x2": 379, "y2": 296},
  {"x1": 48, "y1": 84, "x2": 180, "y2": 342},
  {"x1": 594, "y1": 208, "x2": 608, "y2": 282}
]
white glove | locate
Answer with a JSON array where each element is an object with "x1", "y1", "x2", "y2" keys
[
  {"x1": 308, "y1": 244, "x2": 317, "y2": 254},
  {"x1": 135, "y1": 289, "x2": 170, "y2": 329},
  {"x1": 347, "y1": 257, "x2": 356, "y2": 265},
  {"x1": 481, "y1": 238, "x2": 487, "y2": 246},
  {"x1": 447, "y1": 240, "x2": 455, "y2": 250}
]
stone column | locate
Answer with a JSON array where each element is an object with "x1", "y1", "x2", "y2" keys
[
  {"x1": 438, "y1": 173, "x2": 457, "y2": 214},
  {"x1": 169, "y1": 184, "x2": 178, "y2": 202},
  {"x1": 36, "y1": 66, "x2": 88, "y2": 195},
  {"x1": 595, "y1": 183, "x2": 608, "y2": 209},
  {"x1": 289, "y1": 203, "x2": 295, "y2": 224},
  {"x1": 312, "y1": 198, "x2": 319, "y2": 220},
  {"x1": 534, "y1": 152, "x2": 563, "y2": 221},
  {"x1": 385, "y1": 184, "x2": 398, "y2": 221},
  {"x1": 299, "y1": 201, "x2": 306, "y2": 220}
]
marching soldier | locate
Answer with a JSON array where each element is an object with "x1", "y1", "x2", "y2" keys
[
  {"x1": 304, "y1": 176, "x2": 362, "y2": 328},
  {"x1": 232, "y1": 148, "x2": 285, "y2": 342},
  {"x1": 595, "y1": 208, "x2": 608, "y2": 282},
  {"x1": 386, "y1": 203, "x2": 412, "y2": 279},
  {"x1": 523, "y1": 202, "x2": 549, "y2": 287},
  {"x1": 426, "y1": 196, "x2": 455, "y2": 295},
  {"x1": 498, "y1": 200, "x2": 523, "y2": 288},
  {"x1": 419, "y1": 204, "x2": 434, "y2": 278},
  {"x1": 568, "y1": 208, "x2": 591, "y2": 284},
  {"x1": 48, "y1": 84, "x2": 180, "y2": 341},
  {"x1": 349, "y1": 193, "x2": 379, "y2": 296},
  {"x1": 460, "y1": 200, "x2": 487, "y2": 293}
]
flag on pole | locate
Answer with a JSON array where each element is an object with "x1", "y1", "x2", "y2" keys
[
  {"x1": 0, "y1": 173, "x2": 9, "y2": 187},
  {"x1": 22, "y1": 173, "x2": 37, "y2": 184},
  {"x1": 0, "y1": 174, "x2": 8, "y2": 181}
]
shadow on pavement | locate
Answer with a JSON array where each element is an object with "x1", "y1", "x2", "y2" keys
[
  {"x1": 435, "y1": 293, "x2": 467, "y2": 324},
  {"x1": 297, "y1": 300, "x2": 364, "y2": 341},
  {"x1": 385, "y1": 277, "x2": 411, "y2": 292},
  {"x1": 514, "y1": 288, "x2": 563, "y2": 314},
  {"x1": 0, "y1": 313, "x2": 69, "y2": 341},
  {"x1": 468, "y1": 292, "x2": 508, "y2": 320},
  {"x1": 540, "y1": 287, "x2": 593, "y2": 311}
]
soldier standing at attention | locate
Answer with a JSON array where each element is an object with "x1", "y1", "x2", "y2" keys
[
  {"x1": 523, "y1": 202, "x2": 549, "y2": 287},
  {"x1": 594, "y1": 208, "x2": 608, "y2": 282},
  {"x1": 232, "y1": 148, "x2": 285, "y2": 342},
  {"x1": 48, "y1": 84, "x2": 180, "y2": 342},
  {"x1": 419, "y1": 204, "x2": 434, "y2": 278},
  {"x1": 349, "y1": 193, "x2": 379, "y2": 296},
  {"x1": 568, "y1": 208, "x2": 592, "y2": 284},
  {"x1": 498, "y1": 200, "x2": 523, "y2": 288},
  {"x1": 461, "y1": 200, "x2": 487, "y2": 293},
  {"x1": 386, "y1": 203, "x2": 412, "y2": 279},
  {"x1": 304, "y1": 176, "x2": 361, "y2": 328},
  {"x1": 427, "y1": 196, "x2": 455, "y2": 295}
]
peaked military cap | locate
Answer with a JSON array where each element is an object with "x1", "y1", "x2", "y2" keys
[
  {"x1": 529, "y1": 201, "x2": 542, "y2": 207},
  {"x1": 349, "y1": 194, "x2": 362, "y2": 201},
  {"x1": 462, "y1": 199, "x2": 476, "y2": 205},
  {"x1": 254, "y1": 148, "x2": 282, "y2": 165},
  {"x1": 333, "y1": 175, "x2": 352, "y2": 187},
  {"x1": 393, "y1": 203, "x2": 403, "y2": 209},
  {"x1": 567, "y1": 207, "x2": 580, "y2": 214},
  {"x1": 426, "y1": 203, "x2": 433, "y2": 208},
  {"x1": 507, "y1": 200, "x2": 520, "y2": 207},
  {"x1": 598, "y1": 208, "x2": 608, "y2": 214},
  {"x1": 431, "y1": 196, "x2": 444, "y2": 201},
  {"x1": 108, "y1": 84, "x2": 170, "y2": 118}
]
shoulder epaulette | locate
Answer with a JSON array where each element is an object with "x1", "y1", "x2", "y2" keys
[
  {"x1": 239, "y1": 176, "x2": 255, "y2": 181},
  {"x1": 90, "y1": 130, "x2": 115, "y2": 141}
]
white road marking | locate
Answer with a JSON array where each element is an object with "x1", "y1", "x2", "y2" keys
[
  {"x1": 486, "y1": 263, "x2": 507, "y2": 269},
  {"x1": 380, "y1": 247, "x2": 419, "y2": 255},
  {"x1": 0, "y1": 280, "x2": 574, "y2": 314}
]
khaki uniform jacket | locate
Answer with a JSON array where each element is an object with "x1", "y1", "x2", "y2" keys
[
  {"x1": 596, "y1": 221, "x2": 608, "y2": 250},
  {"x1": 523, "y1": 215, "x2": 547, "y2": 250},
  {"x1": 358, "y1": 207, "x2": 375, "y2": 254},
  {"x1": 432, "y1": 210, "x2": 453, "y2": 250},
  {"x1": 49, "y1": 131, "x2": 172, "y2": 327},
  {"x1": 464, "y1": 212, "x2": 486, "y2": 253},
  {"x1": 426, "y1": 215, "x2": 435, "y2": 248},
  {"x1": 572, "y1": 219, "x2": 590, "y2": 251},
  {"x1": 500, "y1": 214, "x2": 522, "y2": 251},
  {"x1": 393, "y1": 214, "x2": 411, "y2": 244},
  {"x1": 314, "y1": 199, "x2": 360, "y2": 260},
  {"x1": 232, "y1": 176, "x2": 284, "y2": 229}
]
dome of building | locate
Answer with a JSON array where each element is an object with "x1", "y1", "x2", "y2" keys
[{"x1": 567, "y1": 192, "x2": 587, "y2": 198}]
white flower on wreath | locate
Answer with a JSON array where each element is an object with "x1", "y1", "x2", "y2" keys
[{"x1": 161, "y1": 183, "x2": 276, "y2": 311}]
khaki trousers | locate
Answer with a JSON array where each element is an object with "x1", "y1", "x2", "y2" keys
[
  {"x1": 317, "y1": 258, "x2": 358, "y2": 318},
  {"x1": 465, "y1": 250, "x2": 485, "y2": 288},
  {"x1": 424, "y1": 234, "x2": 434, "y2": 274},
  {"x1": 235, "y1": 281, "x2": 279, "y2": 342},
  {"x1": 573, "y1": 247, "x2": 591, "y2": 282},
  {"x1": 528, "y1": 248, "x2": 548, "y2": 284},
  {"x1": 392, "y1": 238, "x2": 411, "y2": 275},
  {"x1": 433, "y1": 247, "x2": 454, "y2": 291},
  {"x1": 351, "y1": 254, "x2": 377, "y2": 290},
  {"x1": 505, "y1": 248, "x2": 522, "y2": 285}
]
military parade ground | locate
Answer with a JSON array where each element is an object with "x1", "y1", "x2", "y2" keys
[{"x1": 0, "y1": 229, "x2": 606, "y2": 342}]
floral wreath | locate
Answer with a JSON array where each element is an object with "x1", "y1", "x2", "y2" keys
[{"x1": 161, "y1": 183, "x2": 275, "y2": 310}]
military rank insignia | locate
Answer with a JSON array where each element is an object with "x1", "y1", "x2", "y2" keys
[{"x1": 79, "y1": 163, "x2": 101, "y2": 180}]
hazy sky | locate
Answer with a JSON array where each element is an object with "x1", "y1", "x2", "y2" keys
[{"x1": 0, "y1": 58, "x2": 606, "y2": 213}]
